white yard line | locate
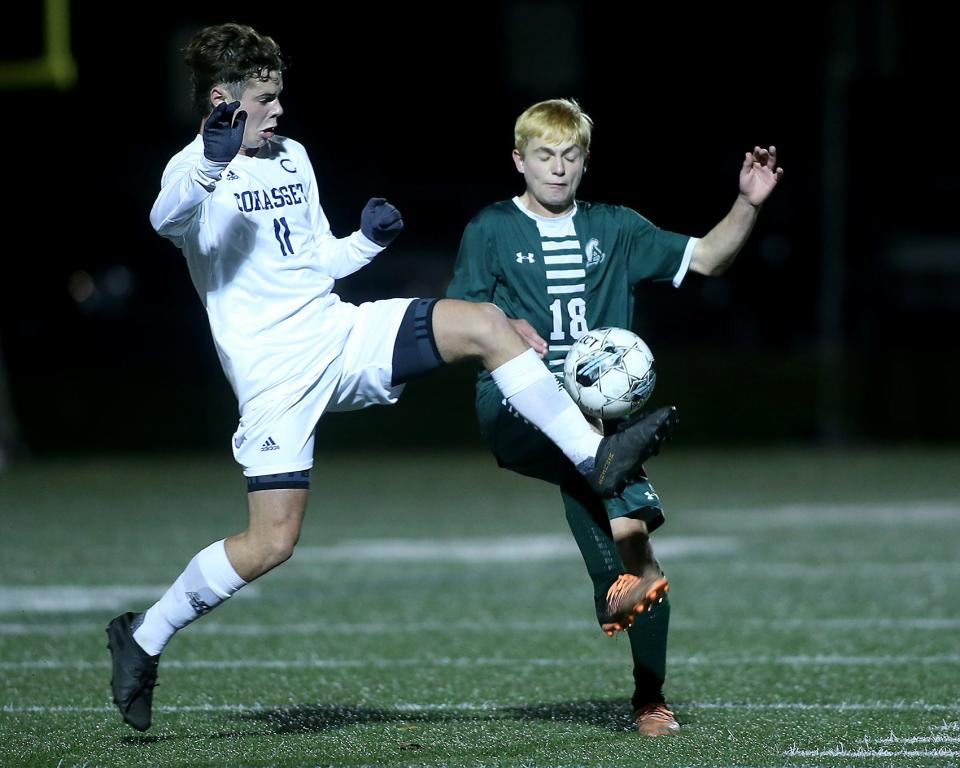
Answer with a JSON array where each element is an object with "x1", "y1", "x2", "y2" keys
[
  {"x1": 694, "y1": 701, "x2": 960, "y2": 711},
  {"x1": 4, "y1": 701, "x2": 960, "y2": 716},
  {"x1": 4, "y1": 654, "x2": 960, "y2": 671},
  {"x1": 785, "y1": 747, "x2": 960, "y2": 758},
  {"x1": 4, "y1": 616, "x2": 959, "y2": 636},
  {"x1": 696, "y1": 500, "x2": 960, "y2": 528},
  {"x1": 293, "y1": 535, "x2": 738, "y2": 563},
  {"x1": 727, "y1": 561, "x2": 960, "y2": 576},
  {"x1": 0, "y1": 585, "x2": 258, "y2": 613},
  {"x1": 874, "y1": 735, "x2": 960, "y2": 744},
  {"x1": 784, "y1": 721, "x2": 960, "y2": 760}
]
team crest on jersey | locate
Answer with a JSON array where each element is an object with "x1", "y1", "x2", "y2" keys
[{"x1": 585, "y1": 238, "x2": 606, "y2": 267}]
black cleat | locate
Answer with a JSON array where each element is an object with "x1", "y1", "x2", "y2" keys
[
  {"x1": 106, "y1": 612, "x2": 159, "y2": 731},
  {"x1": 583, "y1": 406, "x2": 678, "y2": 497}
]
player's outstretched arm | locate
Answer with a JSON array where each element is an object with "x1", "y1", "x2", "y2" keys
[
  {"x1": 149, "y1": 102, "x2": 248, "y2": 239},
  {"x1": 359, "y1": 198, "x2": 404, "y2": 247},
  {"x1": 201, "y1": 101, "x2": 247, "y2": 164},
  {"x1": 740, "y1": 145, "x2": 784, "y2": 207},
  {"x1": 690, "y1": 145, "x2": 783, "y2": 276},
  {"x1": 313, "y1": 197, "x2": 404, "y2": 280}
]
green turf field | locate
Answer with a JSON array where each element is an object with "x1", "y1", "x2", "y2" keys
[{"x1": 1, "y1": 448, "x2": 958, "y2": 767}]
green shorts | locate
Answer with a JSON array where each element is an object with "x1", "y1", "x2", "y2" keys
[{"x1": 476, "y1": 382, "x2": 665, "y2": 532}]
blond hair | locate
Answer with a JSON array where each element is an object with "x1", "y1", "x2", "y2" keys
[{"x1": 514, "y1": 98, "x2": 593, "y2": 156}]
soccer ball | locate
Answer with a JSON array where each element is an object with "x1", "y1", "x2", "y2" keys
[{"x1": 563, "y1": 327, "x2": 657, "y2": 420}]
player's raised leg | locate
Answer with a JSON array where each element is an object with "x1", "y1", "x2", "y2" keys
[{"x1": 430, "y1": 298, "x2": 677, "y2": 496}]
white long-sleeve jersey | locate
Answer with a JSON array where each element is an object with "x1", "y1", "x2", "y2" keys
[{"x1": 150, "y1": 135, "x2": 383, "y2": 412}]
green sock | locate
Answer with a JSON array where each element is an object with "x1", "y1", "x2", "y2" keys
[
  {"x1": 560, "y1": 471, "x2": 623, "y2": 601},
  {"x1": 628, "y1": 592, "x2": 670, "y2": 707}
]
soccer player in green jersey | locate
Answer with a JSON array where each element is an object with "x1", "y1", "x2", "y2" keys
[{"x1": 447, "y1": 98, "x2": 783, "y2": 736}]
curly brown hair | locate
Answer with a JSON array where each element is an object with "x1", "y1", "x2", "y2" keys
[{"x1": 184, "y1": 23, "x2": 285, "y2": 117}]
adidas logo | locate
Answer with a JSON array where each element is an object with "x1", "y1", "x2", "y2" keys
[
  {"x1": 187, "y1": 591, "x2": 212, "y2": 615},
  {"x1": 260, "y1": 436, "x2": 280, "y2": 452},
  {"x1": 225, "y1": 170, "x2": 240, "y2": 180}
]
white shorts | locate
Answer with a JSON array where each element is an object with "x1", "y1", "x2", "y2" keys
[{"x1": 232, "y1": 298, "x2": 413, "y2": 477}]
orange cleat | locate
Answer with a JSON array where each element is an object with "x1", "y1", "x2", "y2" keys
[
  {"x1": 598, "y1": 573, "x2": 668, "y2": 637},
  {"x1": 634, "y1": 702, "x2": 681, "y2": 736}
]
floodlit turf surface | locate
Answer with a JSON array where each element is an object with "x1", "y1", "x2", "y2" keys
[{"x1": 1, "y1": 448, "x2": 959, "y2": 767}]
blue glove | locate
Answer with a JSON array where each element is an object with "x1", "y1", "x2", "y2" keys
[
  {"x1": 360, "y1": 197, "x2": 404, "y2": 247},
  {"x1": 202, "y1": 101, "x2": 247, "y2": 163}
]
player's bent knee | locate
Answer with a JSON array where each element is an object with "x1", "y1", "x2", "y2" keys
[
  {"x1": 434, "y1": 299, "x2": 511, "y2": 361},
  {"x1": 267, "y1": 533, "x2": 299, "y2": 567},
  {"x1": 469, "y1": 302, "x2": 515, "y2": 352},
  {"x1": 245, "y1": 487, "x2": 307, "y2": 569},
  {"x1": 254, "y1": 525, "x2": 300, "y2": 570}
]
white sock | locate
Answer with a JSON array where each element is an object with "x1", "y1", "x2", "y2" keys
[
  {"x1": 133, "y1": 539, "x2": 246, "y2": 656},
  {"x1": 490, "y1": 349, "x2": 602, "y2": 466}
]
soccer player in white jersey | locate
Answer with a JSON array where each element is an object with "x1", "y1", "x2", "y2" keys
[{"x1": 105, "y1": 23, "x2": 680, "y2": 732}]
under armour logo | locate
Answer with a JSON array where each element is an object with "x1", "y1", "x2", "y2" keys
[
  {"x1": 516, "y1": 252, "x2": 535, "y2": 263},
  {"x1": 644, "y1": 490, "x2": 660, "y2": 502}
]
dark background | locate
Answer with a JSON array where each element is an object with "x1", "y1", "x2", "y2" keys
[{"x1": 1, "y1": 0, "x2": 957, "y2": 460}]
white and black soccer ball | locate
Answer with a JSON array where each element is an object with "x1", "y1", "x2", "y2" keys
[{"x1": 562, "y1": 327, "x2": 656, "y2": 420}]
